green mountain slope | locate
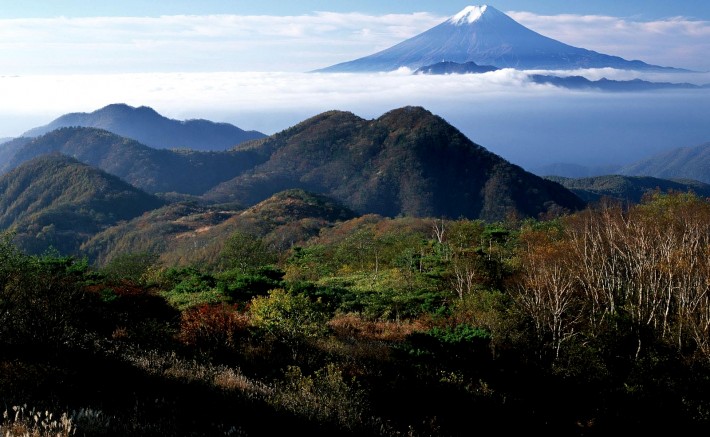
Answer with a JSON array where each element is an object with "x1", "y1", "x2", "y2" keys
[
  {"x1": 3, "y1": 127, "x2": 265, "y2": 195},
  {"x1": 204, "y1": 106, "x2": 584, "y2": 221},
  {"x1": 0, "y1": 153, "x2": 166, "y2": 255},
  {"x1": 82, "y1": 189, "x2": 358, "y2": 267}
]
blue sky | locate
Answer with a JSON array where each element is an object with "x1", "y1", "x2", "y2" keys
[
  {"x1": 0, "y1": 1, "x2": 708, "y2": 171},
  {"x1": 1, "y1": 1, "x2": 709, "y2": 20}
]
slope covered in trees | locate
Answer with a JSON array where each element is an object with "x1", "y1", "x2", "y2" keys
[
  {"x1": 2, "y1": 127, "x2": 265, "y2": 194},
  {"x1": 205, "y1": 106, "x2": 584, "y2": 221},
  {"x1": 82, "y1": 189, "x2": 358, "y2": 268},
  {"x1": 546, "y1": 174, "x2": 710, "y2": 203},
  {"x1": 2, "y1": 192, "x2": 710, "y2": 436},
  {"x1": 0, "y1": 153, "x2": 165, "y2": 255}
]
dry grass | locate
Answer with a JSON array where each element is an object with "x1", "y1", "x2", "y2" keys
[
  {"x1": 328, "y1": 312, "x2": 432, "y2": 342},
  {"x1": 1, "y1": 405, "x2": 75, "y2": 437}
]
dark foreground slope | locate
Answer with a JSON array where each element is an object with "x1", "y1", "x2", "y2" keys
[
  {"x1": 0, "y1": 153, "x2": 165, "y2": 255},
  {"x1": 204, "y1": 106, "x2": 584, "y2": 222}
]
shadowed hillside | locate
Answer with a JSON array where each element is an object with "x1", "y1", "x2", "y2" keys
[
  {"x1": 2, "y1": 127, "x2": 266, "y2": 195},
  {"x1": 204, "y1": 106, "x2": 584, "y2": 221}
]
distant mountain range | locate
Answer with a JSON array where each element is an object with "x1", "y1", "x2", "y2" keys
[
  {"x1": 22, "y1": 103, "x2": 265, "y2": 151},
  {"x1": 413, "y1": 61, "x2": 707, "y2": 91},
  {"x1": 533, "y1": 142, "x2": 710, "y2": 184},
  {"x1": 315, "y1": 5, "x2": 686, "y2": 73},
  {"x1": 414, "y1": 61, "x2": 498, "y2": 75},
  {"x1": 546, "y1": 175, "x2": 710, "y2": 204},
  {"x1": 619, "y1": 142, "x2": 710, "y2": 184}
]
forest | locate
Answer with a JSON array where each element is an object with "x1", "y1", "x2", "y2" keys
[{"x1": 1, "y1": 191, "x2": 710, "y2": 436}]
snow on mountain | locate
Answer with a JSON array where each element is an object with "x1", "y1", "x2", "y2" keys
[
  {"x1": 314, "y1": 5, "x2": 686, "y2": 73},
  {"x1": 450, "y1": 5, "x2": 488, "y2": 25}
]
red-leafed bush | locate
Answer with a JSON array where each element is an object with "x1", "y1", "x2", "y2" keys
[{"x1": 178, "y1": 303, "x2": 251, "y2": 351}]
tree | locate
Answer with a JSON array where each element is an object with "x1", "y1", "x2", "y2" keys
[
  {"x1": 249, "y1": 288, "x2": 328, "y2": 359},
  {"x1": 511, "y1": 223, "x2": 583, "y2": 361},
  {"x1": 219, "y1": 231, "x2": 277, "y2": 274}
]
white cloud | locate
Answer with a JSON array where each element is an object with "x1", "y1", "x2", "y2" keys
[
  {"x1": 509, "y1": 11, "x2": 710, "y2": 71},
  {"x1": 1, "y1": 70, "x2": 708, "y2": 171},
  {"x1": 0, "y1": 13, "x2": 443, "y2": 74}
]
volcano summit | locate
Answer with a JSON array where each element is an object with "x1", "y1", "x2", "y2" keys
[{"x1": 314, "y1": 5, "x2": 685, "y2": 73}]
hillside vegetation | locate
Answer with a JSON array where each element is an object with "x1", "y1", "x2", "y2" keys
[
  {"x1": 0, "y1": 154, "x2": 164, "y2": 255},
  {"x1": 1, "y1": 192, "x2": 710, "y2": 436},
  {"x1": 2, "y1": 127, "x2": 265, "y2": 194}
]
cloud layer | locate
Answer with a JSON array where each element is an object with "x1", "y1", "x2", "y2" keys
[
  {"x1": 0, "y1": 10, "x2": 707, "y2": 74},
  {"x1": 1, "y1": 70, "x2": 708, "y2": 170}
]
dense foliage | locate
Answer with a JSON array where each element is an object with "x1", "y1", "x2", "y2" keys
[{"x1": 2, "y1": 191, "x2": 710, "y2": 436}]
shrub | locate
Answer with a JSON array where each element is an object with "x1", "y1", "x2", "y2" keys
[
  {"x1": 268, "y1": 364, "x2": 368, "y2": 430},
  {"x1": 178, "y1": 303, "x2": 250, "y2": 351}
]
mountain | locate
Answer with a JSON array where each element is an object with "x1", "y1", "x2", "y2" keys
[
  {"x1": 546, "y1": 174, "x2": 710, "y2": 204},
  {"x1": 0, "y1": 153, "x2": 165, "y2": 255},
  {"x1": 531, "y1": 162, "x2": 622, "y2": 179},
  {"x1": 2, "y1": 127, "x2": 266, "y2": 195},
  {"x1": 528, "y1": 75, "x2": 706, "y2": 92},
  {"x1": 82, "y1": 189, "x2": 358, "y2": 267},
  {"x1": 21, "y1": 103, "x2": 266, "y2": 151},
  {"x1": 413, "y1": 61, "x2": 705, "y2": 90},
  {"x1": 414, "y1": 61, "x2": 499, "y2": 75},
  {"x1": 203, "y1": 106, "x2": 585, "y2": 222},
  {"x1": 618, "y1": 142, "x2": 710, "y2": 184},
  {"x1": 315, "y1": 5, "x2": 685, "y2": 73}
]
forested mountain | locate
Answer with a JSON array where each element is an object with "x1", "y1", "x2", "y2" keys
[
  {"x1": 0, "y1": 153, "x2": 165, "y2": 255},
  {"x1": 546, "y1": 174, "x2": 710, "y2": 203},
  {"x1": 82, "y1": 189, "x2": 357, "y2": 267},
  {"x1": 22, "y1": 103, "x2": 266, "y2": 151},
  {"x1": 205, "y1": 106, "x2": 585, "y2": 221},
  {"x1": 619, "y1": 142, "x2": 710, "y2": 184},
  {"x1": 2, "y1": 127, "x2": 265, "y2": 194}
]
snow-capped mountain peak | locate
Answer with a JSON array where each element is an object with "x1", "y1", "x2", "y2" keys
[
  {"x1": 449, "y1": 5, "x2": 488, "y2": 25},
  {"x1": 314, "y1": 4, "x2": 685, "y2": 73}
]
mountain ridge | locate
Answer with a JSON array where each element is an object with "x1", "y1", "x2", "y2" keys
[
  {"x1": 206, "y1": 105, "x2": 586, "y2": 221},
  {"x1": 22, "y1": 103, "x2": 266, "y2": 151},
  {"x1": 546, "y1": 174, "x2": 710, "y2": 204},
  {"x1": 3, "y1": 126, "x2": 265, "y2": 195}
]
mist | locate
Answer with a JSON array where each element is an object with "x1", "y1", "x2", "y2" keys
[{"x1": 1, "y1": 70, "x2": 708, "y2": 172}]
